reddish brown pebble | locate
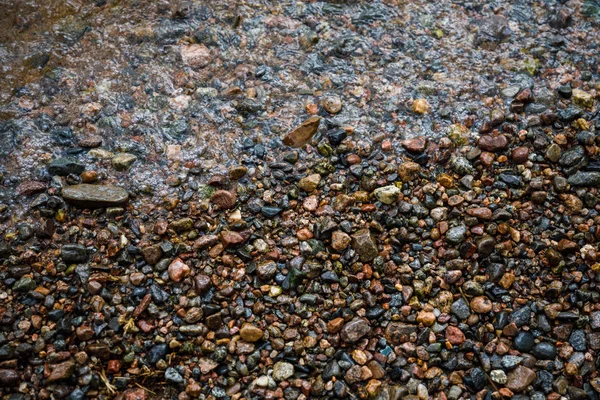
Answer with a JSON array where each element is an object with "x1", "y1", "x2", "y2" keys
[
  {"x1": 512, "y1": 146, "x2": 529, "y2": 164},
  {"x1": 76, "y1": 325, "x2": 94, "y2": 341},
  {"x1": 210, "y1": 190, "x2": 236, "y2": 209},
  {"x1": 401, "y1": 136, "x2": 428, "y2": 153},
  {"x1": 221, "y1": 230, "x2": 245, "y2": 247},
  {"x1": 515, "y1": 88, "x2": 533, "y2": 103},
  {"x1": 328, "y1": 317, "x2": 345, "y2": 333},
  {"x1": 445, "y1": 326, "x2": 466, "y2": 345},
  {"x1": 80, "y1": 170, "x2": 98, "y2": 183},
  {"x1": 466, "y1": 207, "x2": 493, "y2": 220},
  {"x1": 470, "y1": 296, "x2": 493, "y2": 313},
  {"x1": 478, "y1": 134, "x2": 509, "y2": 152},
  {"x1": 107, "y1": 360, "x2": 121, "y2": 374},
  {"x1": 16, "y1": 181, "x2": 46, "y2": 196},
  {"x1": 346, "y1": 154, "x2": 361, "y2": 165},
  {"x1": 193, "y1": 235, "x2": 219, "y2": 250}
]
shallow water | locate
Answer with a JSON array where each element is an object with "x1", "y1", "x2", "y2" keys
[{"x1": 1, "y1": 0, "x2": 597, "y2": 213}]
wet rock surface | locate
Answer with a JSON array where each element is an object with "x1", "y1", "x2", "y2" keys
[
  {"x1": 0, "y1": 0, "x2": 600, "y2": 398},
  {"x1": 61, "y1": 184, "x2": 129, "y2": 208}
]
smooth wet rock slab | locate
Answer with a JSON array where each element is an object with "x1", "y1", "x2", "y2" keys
[{"x1": 62, "y1": 184, "x2": 129, "y2": 208}]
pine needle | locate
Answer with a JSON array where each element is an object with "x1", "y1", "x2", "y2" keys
[
  {"x1": 123, "y1": 317, "x2": 137, "y2": 334},
  {"x1": 99, "y1": 370, "x2": 117, "y2": 395},
  {"x1": 135, "y1": 382, "x2": 156, "y2": 395}
]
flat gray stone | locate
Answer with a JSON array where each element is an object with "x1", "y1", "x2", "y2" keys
[
  {"x1": 568, "y1": 171, "x2": 600, "y2": 186},
  {"x1": 341, "y1": 318, "x2": 371, "y2": 343},
  {"x1": 62, "y1": 184, "x2": 128, "y2": 208}
]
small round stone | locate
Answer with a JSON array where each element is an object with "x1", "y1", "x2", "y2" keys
[
  {"x1": 240, "y1": 323, "x2": 263, "y2": 342},
  {"x1": 322, "y1": 95, "x2": 342, "y2": 114},
  {"x1": 532, "y1": 342, "x2": 556, "y2": 360},
  {"x1": 272, "y1": 361, "x2": 295, "y2": 381},
  {"x1": 514, "y1": 331, "x2": 535, "y2": 352},
  {"x1": 470, "y1": 296, "x2": 492, "y2": 313}
]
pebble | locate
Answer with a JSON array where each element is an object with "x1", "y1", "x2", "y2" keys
[
  {"x1": 532, "y1": 342, "x2": 556, "y2": 360},
  {"x1": 506, "y1": 366, "x2": 537, "y2": 392},
  {"x1": 514, "y1": 331, "x2": 535, "y2": 352},
  {"x1": 170, "y1": 217, "x2": 193, "y2": 232},
  {"x1": 590, "y1": 312, "x2": 600, "y2": 330},
  {"x1": 272, "y1": 361, "x2": 294, "y2": 381},
  {"x1": 0, "y1": 369, "x2": 19, "y2": 385},
  {"x1": 341, "y1": 318, "x2": 371, "y2": 343},
  {"x1": 181, "y1": 44, "x2": 211, "y2": 68},
  {"x1": 283, "y1": 116, "x2": 321, "y2": 148},
  {"x1": 373, "y1": 184, "x2": 401, "y2": 204},
  {"x1": 490, "y1": 369, "x2": 507, "y2": 384},
  {"x1": 501, "y1": 355, "x2": 523, "y2": 369},
  {"x1": 466, "y1": 367, "x2": 487, "y2": 391},
  {"x1": 80, "y1": 170, "x2": 98, "y2": 183},
  {"x1": 15, "y1": 180, "x2": 46, "y2": 196},
  {"x1": 111, "y1": 153, "x2": 137, "y2": 171},
  {"x1": 165, "y1": 367, "x2": 184, "y2": 384},
  {"x1": 446, "y1": 225, "x2": 467, "y2": 244},
  {"x1": 445, "y1": 326, "x2": 465, "y2": 345},
  {"x1": 210, "y1": 190, "x2": 236, "y2": 209},
  {"x1": 572, "y1": 89, "x2": 594, "y2": 108},
  {"x1": 569, "y1": 330, "x2": 586, "y2": 351},
  {"x1": 61, "y1": 244, "x2": 88, "y2": 263},
  {"x1": 451, "y1": 298, "x2": 471, "y2": 320},
  {"x1": 568, "y1": 171, "x2": 600, "y2": 186},
  {"x1": 48, "y1": 158, "x2": 85, "y2": 176},
  {"x1": 402, "y1": 137, "x2": 428, "y2": 153},
  {"x1": 47, "y1": 361, "x2": 76, "y2": 383},
  {"x1": 322, "y1": 95, "x2": 343, "y2": 114},
  {"x1": 298, "y1": 174, "x2": 321, "y2": 192},
  {"x1": 511, "y1": 146, "x2": 529, "y2": 164},
  {"x1": 240, "y1": 323, "x2": 263, "y2": 342},
  {"x1": 398, "y1": 161, "x2": 421, "y2": 181},
  {"x1": 168, "y1": 258, "x2": 190, "y2": 282},
  {"x1": 412, "y1": 99, "x2": 430, "y2": 114},
  {"x1": 331, "y1": 231, "x2": 351, "y2": 251},
  {"x1": 142, "y1": 244, "x2": 162, "y2": 265},
  {"x1": 478, "y1": 134, "x2": 509, "y2": 152},
  {"x1": 351, "y1": 229, "x2": 378, "y2": 262},
  {"x1": 257, "y1": 260, "x2": 277, "y2": 280},
  {"x1": 470, "y1": 296, "x2": 492, "y2": 313}
]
